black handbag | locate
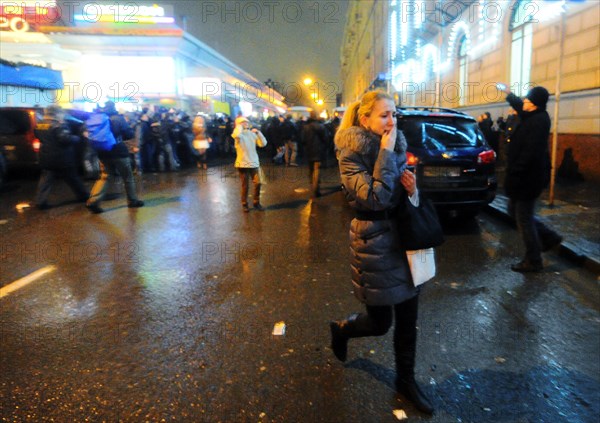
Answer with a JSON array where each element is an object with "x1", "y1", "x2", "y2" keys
[{"x1": 397, "y1": 194, "x2": 445, "y2": 250}]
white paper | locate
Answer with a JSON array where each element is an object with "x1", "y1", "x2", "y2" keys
[
  {"x1": 272, "y1": 321, "x2": 286, "y2": 336},
  {"x1": 393, "y1": 409, "x2": 408, "y2": 420},
  {"x1": 406, "y1": 248, "x2": 436, "y2": 287}
]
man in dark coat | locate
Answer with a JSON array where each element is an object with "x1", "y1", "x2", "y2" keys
[
  {"x1": 478, "y1": 111, "x2": 498, "y2": 153},
  {"x1": 34, "y1": 105, "x2": 89, "y2": 210},
  {"x1": 301, "y1": 111, "x2": 328, "y2": 198},
  {"x1": 279, "y1": 115, "x2": 298, "y2": 166},
  {"x1": 499, "y1": 84, "x2": 562, "y2": 272},
  {"x1": 86, "y1": 102, "x2": 144, "y2": 213}
]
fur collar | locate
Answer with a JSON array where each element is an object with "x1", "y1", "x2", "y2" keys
[{"x1": 335, "y1": 126, "x2": 407, "y2": 155}]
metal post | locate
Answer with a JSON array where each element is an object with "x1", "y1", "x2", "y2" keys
[
  {"x1": 436, "y1": 28, "x2": 442, "y2": 108},
  {"x1": 549, "y1": 6, "x2": 566, "y2": 205}
]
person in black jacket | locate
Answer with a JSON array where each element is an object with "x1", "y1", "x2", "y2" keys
[
  {"x1": 498, "y1": 84, "x2": 562, "y2": 272},
  {"x1": 86, "y1": 101, "x2": 144, "y2": 213},
  {"x1": 301, "y1": 111, "x2": 328, "y2": 198},
  {"x1": 279, "y1": 115, "x2": 298, "y2": 166},
  {"x1": 34, "y1": 105, "x2": 89, "y2": 210}
]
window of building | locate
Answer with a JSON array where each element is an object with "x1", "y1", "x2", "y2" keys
[
  {"x1": 510, "y1": 0, "x2": 534, "y2": 96},
  {"x1": 458, "y1": 35, "x2": 468, "y2": 106}
]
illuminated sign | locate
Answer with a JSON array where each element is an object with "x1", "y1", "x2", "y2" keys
[
  {"x1": 73, "y1": 3, "x2": 175, "y2": 24},
  {"x1": 0, "y1": 1, "x2": 59, "y2": 32},
  {"x1": 38, "y1": 25, "x2": 183, "y2": 36}
]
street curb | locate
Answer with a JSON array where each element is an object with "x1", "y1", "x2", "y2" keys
[{"x1": 484, "y1": 200, "x2": 600, "y2": 275}]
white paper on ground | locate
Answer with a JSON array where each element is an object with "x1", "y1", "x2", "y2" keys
[
  {"x1": 393, "y1": 409, "x2": 408, "y2": 420},
  {"x1": 272, "y1": 321, "x2": 286, "y2": 336}
]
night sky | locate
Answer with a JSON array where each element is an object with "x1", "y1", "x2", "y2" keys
[{"x1": 161, "y1": 0, "x2": 349, "y2": 89}]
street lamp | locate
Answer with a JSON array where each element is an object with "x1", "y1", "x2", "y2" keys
[{"x1": 303, "y1": 77, "x2": 313, "y2": 86}]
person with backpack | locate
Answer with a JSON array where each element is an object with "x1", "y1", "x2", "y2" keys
[
  {"x1": 86, "y1": 101, "x2": 144, "y2": 214},
  {"x1": 34, "y1": 105, "x2": 90, "y2": 210}
]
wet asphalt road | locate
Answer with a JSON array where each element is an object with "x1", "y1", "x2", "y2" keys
[{"x1": 0, "y1": 163, "x2": 598, "y2": 422}]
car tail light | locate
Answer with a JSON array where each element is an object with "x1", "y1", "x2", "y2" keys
[
  {"x1": 32, "y1": 139, "x2": 41, "y2": 153},
  {"x1": 406, "y1": 151, "x2": 419, "y2": 166},
  {"x1": 477, "y1": 150, "x2": 496, "y2": 164}
]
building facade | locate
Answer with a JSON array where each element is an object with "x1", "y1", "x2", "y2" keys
[
  {"x1": 340, "y1": 0, "x2": 599, "y2": 182},
  {"x1": 0, "y1": 1, "x2": 286, "y2": 118}
]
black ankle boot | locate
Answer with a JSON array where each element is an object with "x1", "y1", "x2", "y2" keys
[
  {"x1": 329, "y1": 321, "x2": 349, "y2": 362},
  {"x1": 396, "y1": 378, "x2": 434, "y2": 415}
]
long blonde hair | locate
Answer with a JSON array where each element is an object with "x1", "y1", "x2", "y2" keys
[{"x1": 338, "y1": 90, "x2": 394, "y2": 132}]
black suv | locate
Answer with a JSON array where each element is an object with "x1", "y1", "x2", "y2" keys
[{"x1": 396, "y1": 107, "x2": 497, "y2": 216}]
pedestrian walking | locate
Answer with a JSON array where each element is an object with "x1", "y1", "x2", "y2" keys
[
  {"x1": 232, "y1": 117, "x2": 267, "y2": 212},
  {"x1": 34, "y1": 105, "x2": 89, "y2": 210},
  {"x1": 86, "y1": 102, "x2": 144, "y2": 214},
  {"x1": 329, "y1": 90, "x2": 433, "y2": 414},
  {"x1": 498, "y1": 84, "x2": 562, "y2": 272},
  {"x1": 280, "y1": 115, "x2": 298, "y2": 166},
  {"x1": 192, "y1": 114, "x2": 212, "y2": 170},
  {"x1": 301, "y1": 111, "x2": 328, "y2": 198},
  {"x1": 137, "y1": 108, "x2": 156, "y2": 173}
]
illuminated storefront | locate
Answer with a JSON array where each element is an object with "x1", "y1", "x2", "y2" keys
[{"x1": 0, "y1": 2, "x2": 286, "y2": 115}]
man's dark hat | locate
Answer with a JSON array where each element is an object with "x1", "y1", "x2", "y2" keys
[{"x1": 526, "y1": 86, "x2": 549, "y2": 108}]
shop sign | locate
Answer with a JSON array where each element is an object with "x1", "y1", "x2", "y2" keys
[
  {"x1": 0, "y1": 1, "x2": 59, "y2": 32},
  {"x1": 38, "y1": 25, "x2": 183, "y2": 37},
  {"x1": 73, "y1": 3, "x2": 174, "y2": 24}
]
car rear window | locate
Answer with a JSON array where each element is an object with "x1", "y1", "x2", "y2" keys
[
  {"x1": 0, "y1": 110, "x2": 33, "y2": 135},
  {"x1": 398, "y1": 117, "x2": 485, "y2": 150}
]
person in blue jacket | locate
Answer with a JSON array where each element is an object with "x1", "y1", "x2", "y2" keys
[{"x1": 86, "y1": 101, "x2": 144, "y2": 213}]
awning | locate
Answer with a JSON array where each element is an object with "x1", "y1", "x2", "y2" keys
[{"x1": 0, "y1": 62, "x2": 64, "y2": 89}]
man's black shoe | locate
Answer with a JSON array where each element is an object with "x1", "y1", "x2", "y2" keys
[
  {"x1": 86, "y1": 203, "x2": 104, "y2": 214},
  {"x1": 128, "y1": 200, "x2": 144, "y2": 208},
  {"x1": 253, "y1": 203, "x2": 265, "y2": 211},
  {"x1": 511, "y1": 260, "x2": 543, "y2": 273},
  {"x1": 242, "y1": 204, "x2": 250, "y2": 213}
]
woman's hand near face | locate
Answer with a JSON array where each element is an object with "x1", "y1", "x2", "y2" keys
[
  {"x1": 401, "y1": 169, "x2": 417, "y2": 196},
  {"x1": 381, "y1": 123, "x2": 396, "y2": 152}
]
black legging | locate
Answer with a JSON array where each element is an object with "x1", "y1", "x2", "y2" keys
[{"x1": 346, "y1": 295, "x2": 419, "y2": 376}]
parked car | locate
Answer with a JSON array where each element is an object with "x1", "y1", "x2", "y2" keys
[
  {"x1": 396, "y1": 106, "x2": 497, "y2": 216},
  {"x1": 0, "y1": 107, "x2": 43, "y2": 169},
  {"x1": 0, "y1": 107, "x2": 99, "y2": 179}
]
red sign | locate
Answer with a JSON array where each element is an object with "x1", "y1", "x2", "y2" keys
[{"x1": 0, "y1": 1, "x2": 60, "y2": 32}]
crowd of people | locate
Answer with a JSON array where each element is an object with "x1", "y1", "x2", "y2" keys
[
  {"x1": 109, "y1": 107, "x2": 342, "y2": 175},
  {"x1": 33, "y1": 102, "x2": 341, "y2": 213}
]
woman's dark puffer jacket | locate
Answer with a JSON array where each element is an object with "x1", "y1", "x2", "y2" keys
[{"x1": 335, "y1": 126, "x2": 418, "y2": 306}]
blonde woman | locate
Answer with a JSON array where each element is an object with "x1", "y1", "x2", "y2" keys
[{"x1": 330, "y1": 91, "x2": 433, "y2": 414}]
